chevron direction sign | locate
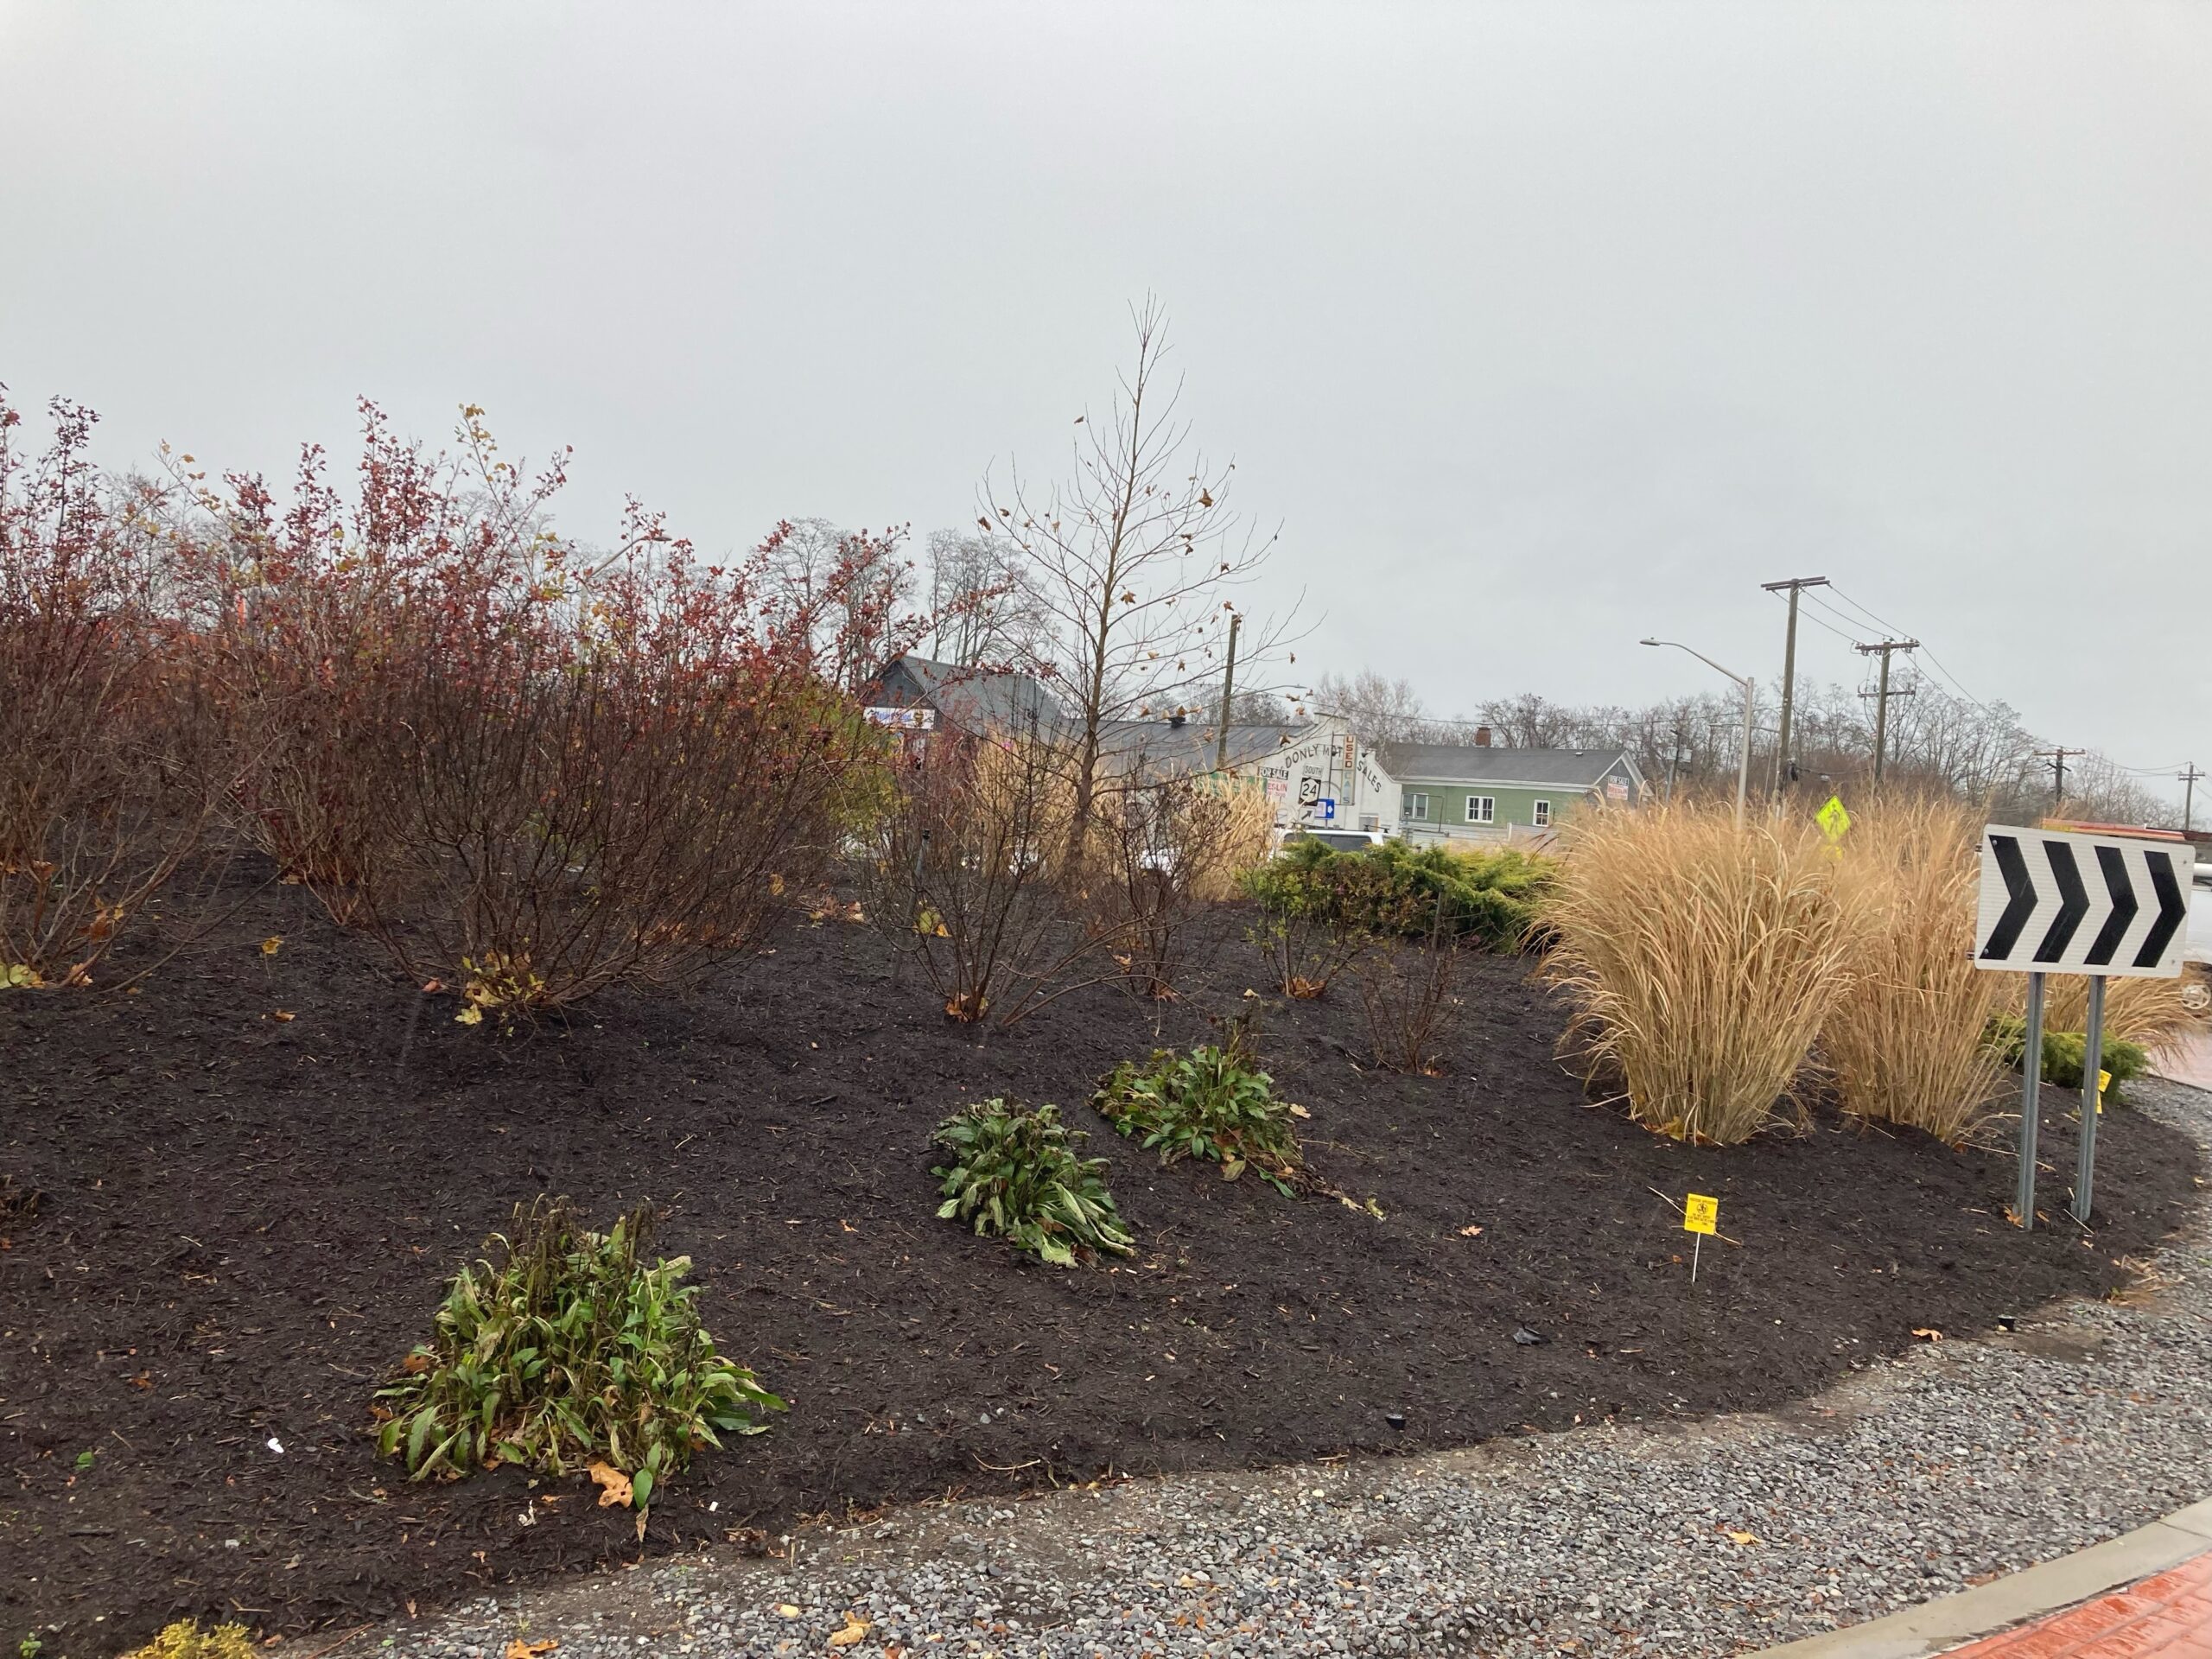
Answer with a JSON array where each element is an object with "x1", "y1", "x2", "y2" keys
[{"x1": 1974, "y1": 825, "x2": 2191, "y2": 978}]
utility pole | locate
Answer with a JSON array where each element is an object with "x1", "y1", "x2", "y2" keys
[
  {"x1": 1761, "y1": 575, "x2": 1829, "y2": 800},
  {"x1": 2179, "y1": 763, "x2": 2204, "y2": 833},
  {"x1": 2037, "y1": 747, "x2": 2082, "y2": 814},
  {"x1": 1853, "y1": 639, "x2": 1918, "y2": 784},
  {"x1": 1663, "y1": 723, "x2": 1684, "y2": 803},
  {"x1": 1214, "y1": 610, "x2": 1242, "y2": 771}
]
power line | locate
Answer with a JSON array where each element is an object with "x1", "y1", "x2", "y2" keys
[{"x1": 1822, "y1": 583, "x2": 1993, "y2": 710}]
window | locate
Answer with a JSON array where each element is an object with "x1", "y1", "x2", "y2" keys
[
  {"x1": 1533, "y1": 799, "x2": 1551, "y2": 827},
  {"x1": 1465, "y1": 795, "x2": 1495, "y2": 824},
  {"x1": 1409, "y1": 792, "x2": 1429, "y2": 821}
]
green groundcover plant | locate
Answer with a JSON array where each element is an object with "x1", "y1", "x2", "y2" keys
[
  {"x1": 374, "y1": 1196, "x2": 781, "y2": 1510},
  {"x1": 1239, "y1": 836, "x2": 1554, "y2": 952},
  {"x1": 931, "y1": 1099, "x2": 1135, "y2": 1266},
  {"x1": 1985, "y1": 1014, "x2": 2148, "y2": 1099},
  {"x1": 1095, "y1": 1033, "x2": 1306, "y2": 1196}
]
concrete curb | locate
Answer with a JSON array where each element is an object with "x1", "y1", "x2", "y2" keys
[{"x1": 1740, "y1": 1497, "x2": 2212, "y2": 1658}]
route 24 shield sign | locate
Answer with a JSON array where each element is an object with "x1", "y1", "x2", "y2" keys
[{"x1": 1974, "y1": 824, "x2": 2190, "y2": 978}]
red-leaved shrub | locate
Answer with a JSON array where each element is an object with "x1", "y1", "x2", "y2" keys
[
  {"x1": 186, "y1": 404, "x2": 898, "y2": 1014},
  {"x1": 0, "y1": 391, "x2": 219, "y2": 987}
]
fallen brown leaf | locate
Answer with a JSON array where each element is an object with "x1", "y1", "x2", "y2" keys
[
  {"x1": 586, "y1": 1461, "x2": 632, "y2": 1508},
  {"x1": 504, "y1": 1641, "x2": 557, "y2": 1659},
  {"x1": 1912, "y1": 1328, "x2": 1944, "y2": 1342},
  {"x1": 1726, "y1": 1529, "x2": 1762, "y2": 1546},
  {"x1": 827, "y1": 1614, "x2": 871, "y2": 1648},
  {"x1": 1457, "y1": 1225, "x2": 1484, "y2": 1238},
  {"x1": 268, "y1": 1009, "x2": 296, "y2": 1022}
]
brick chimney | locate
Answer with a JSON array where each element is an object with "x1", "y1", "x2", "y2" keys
[{"x1": 1474, "y1": 726, "x2": 1492, "y2": 747}]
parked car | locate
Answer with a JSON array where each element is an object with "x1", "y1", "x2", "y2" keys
[{"x1": 1279, "y1": 827, "x2": 1389, "y2": 855}]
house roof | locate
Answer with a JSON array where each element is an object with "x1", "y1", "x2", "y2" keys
[
  {"x1": 872, "y1": 656, "x2": 1308, "y2": 775},
  {"x1": 1376, "y1": 743, "x2": 1638, "y2": 790},
  {"x1": 1097, "y1": 721, "x2": 1308, "y2": 773},
  {"x1": 872, "y1": 655, "x2": 1063, "y2": 731}
]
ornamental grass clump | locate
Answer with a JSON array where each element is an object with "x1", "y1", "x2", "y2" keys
[
  {"x1": 1543, "y1": 804, "x2": 1862, "y2": 1145},
  {"x1": 1821, "y1": 798, "x2": 2010, "y2": 1144},
  {"x1": 375, "y1": 1197, "x2": 781, "y2": 1511},
  {"x1": 1094, "y1": 1027, "x2": 1306, "y2": 1194},
  {"x1": 931, "y1": 1099, "x2": 1134, "y2": 1266}
]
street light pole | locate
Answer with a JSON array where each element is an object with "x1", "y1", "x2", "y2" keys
[{"x1": 1642, "y1": 638, "x2": 1756, "y2": 830}]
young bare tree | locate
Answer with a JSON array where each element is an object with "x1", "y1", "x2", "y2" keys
[
  {"x1": 758, "y1": 518, "x2": 919, "y2": 698},
  {"x1": 1308, "y1": 669, "x2": 1436, "y2": 747},
  {"x1": 922, "y1": 528, "x2": 1052, "y2": 668},
  {"x1": 982, "y1": 298, "x2": 1296, "y2": 854}
]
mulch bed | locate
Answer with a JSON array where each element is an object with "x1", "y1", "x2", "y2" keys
[{"x1": 2, "y1": 863, "x2": 2197, "y2": 1652}]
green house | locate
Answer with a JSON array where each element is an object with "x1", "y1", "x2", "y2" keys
[{"x1": 1376, "y1": 742, "x2": 1644, "y2": 844}]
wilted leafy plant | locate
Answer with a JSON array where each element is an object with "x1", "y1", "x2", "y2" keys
[
  {"x1": 931, "y1": 1098, "x2": 1134, "y2": 1266},
  {"x1": 118, "y1": 1622, "x2": 257, "y2": 1659},
  {"x1": 1094, "y1": 1028, "x2": 1305, "y2": 1195},
  {"x1": 375, "y1": 1197, "x2": 781, "y2": 1510}
]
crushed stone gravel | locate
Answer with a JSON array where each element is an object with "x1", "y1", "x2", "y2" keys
[{"x1": 365, "y1": 1078, "x2": 2212, "y2": 1659}]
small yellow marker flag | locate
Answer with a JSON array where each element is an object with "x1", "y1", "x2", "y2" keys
[
  {"x1": 2096, "y1": 1068, "x2": 2111, "y2": 1115},
  {"x1": 1816, "y1": 796, "x2": 1852, "y2": 843},
  {"x1": 1682, "y1": 1192, "x2": 1719, "y2": 1282}
]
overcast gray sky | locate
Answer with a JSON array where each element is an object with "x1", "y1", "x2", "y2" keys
[{"x1": 3, "y1": 3, "x2": 2206, "y2": 801}]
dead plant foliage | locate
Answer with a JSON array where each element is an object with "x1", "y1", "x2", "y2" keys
[
  {"x1": 1821, "y1": 797, "x2": 2008, "y2": 1143},
  {"x1": 1542, "y1": 804, "x2": 1863, "y2": 1144}
]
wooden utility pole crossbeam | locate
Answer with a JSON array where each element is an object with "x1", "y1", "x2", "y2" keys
[
  {"x1": 2036, "y1": 747, "x2": 2082, "y2": 812},
  {"x1": 1760, "y1": 576, "x2": 1829, "y2": 799},
  {"x1": 1853, "y1": 638, "x2": 1918, "y2": 784}
]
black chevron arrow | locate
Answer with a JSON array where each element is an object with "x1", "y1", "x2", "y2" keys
[
  {"x1": 2083, "y1": 844, "x2": 2139, "y2": 967},
  {"x1": 1980, "y1": 835, "x2": 2037, "y2": 961},
  {"x1": 2134, "y1": 849, "x2": 2187, "y2": 968},
  {"x1": 2032, "y1": 841, "x2": 2088, "y2": 962}
]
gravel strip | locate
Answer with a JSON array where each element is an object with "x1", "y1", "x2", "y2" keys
[{"x1": 373, "y1": 1078, "x2": 2212, "y2": 1659}]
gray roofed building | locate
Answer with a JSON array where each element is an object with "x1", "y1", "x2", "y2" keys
[
  {"x1": 868, "y1": 655, "x2": 1063, "y2": 733},
  {"x1": 1376, "y1": 744, "x2": 1643, "y2": 791},
  {"x1": 868, "y1": 654, "x2": 1307, "y2": 779}
]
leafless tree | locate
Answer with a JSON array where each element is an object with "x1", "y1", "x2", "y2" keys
[
  {"x1": 759, "y1": 517, "x2": 918, "y2": 697},
  {"x1": 982, "y1": 297, "x2": 1298, "y2": 853},
  {"x1": 921, "y1": 527, "x2": 1053, "y2": 668},
  {"x1": 1308, "y1": 669, "x2": 1435, "y2": 746}
]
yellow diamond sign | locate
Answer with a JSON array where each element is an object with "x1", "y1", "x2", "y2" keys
[{"x1": 1816, "y1": 795, "x2": 1852, "y2": 843}]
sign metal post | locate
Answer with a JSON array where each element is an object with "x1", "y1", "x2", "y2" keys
[
  {"x1": 2075, "y1": 974, "x2": 2105, "y2": 1224},
  {"x1": 2017, "y1": 972, "x2": 2044, "y2": 1230},
  {"x1": 1974, "y1": 823, "x2": 2190, "y2": 1233}
]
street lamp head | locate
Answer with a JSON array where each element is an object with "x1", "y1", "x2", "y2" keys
[{"x1": 1639, "y1": 637, "x2": 1663, "y2": 648}]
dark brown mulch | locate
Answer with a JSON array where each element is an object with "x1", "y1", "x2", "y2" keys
[{"x1": 1, "y1": 865, "x2": 2196, "y2": 1653}]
